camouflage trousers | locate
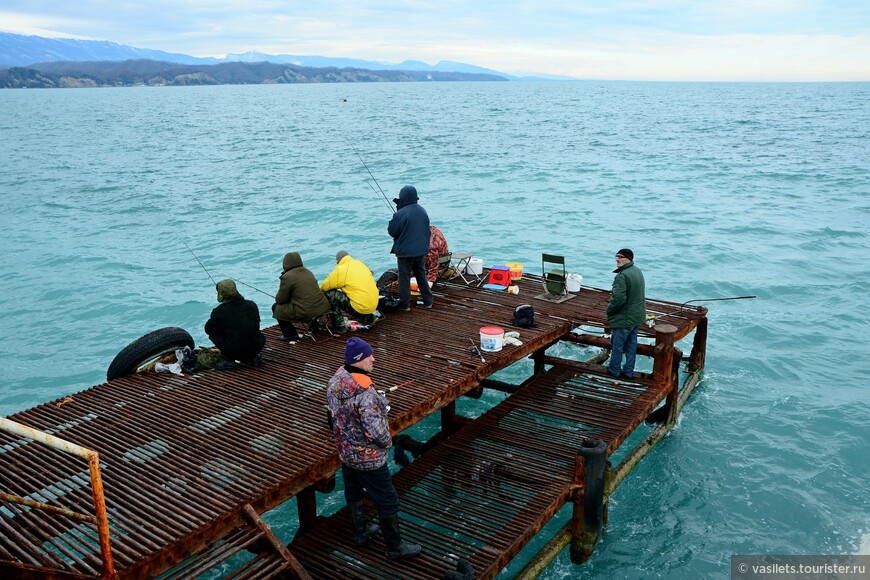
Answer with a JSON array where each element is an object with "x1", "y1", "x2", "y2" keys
[{"x1": 323, "y1": 289, "x2": 356, "y2": 331}]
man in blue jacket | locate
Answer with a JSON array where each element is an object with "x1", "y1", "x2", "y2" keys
[{"x1": 387, "y1": 185, "x2": 433, "y2": 311}]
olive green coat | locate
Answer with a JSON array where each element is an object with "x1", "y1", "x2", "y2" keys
[
  {"x1": 273, "y1": 252, "x2": 330, "y2": 322},
  {"x1": 606, "y1": 261, "x2": 646, "y2": 329}
]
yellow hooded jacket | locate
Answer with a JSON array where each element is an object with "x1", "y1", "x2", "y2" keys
[{"x1": 320, "y1": 255, "x2": 380, "y2": 315}]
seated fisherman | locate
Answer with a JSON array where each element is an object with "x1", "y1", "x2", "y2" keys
[
  {"x1": 424, "y1": 225, "x2": 449, "y2": 285},
  {"x1": 204, "y1": 279, "x2": 265, "y2": 370},
  {"x1": 272, "y1": 252, "x2": 332, "y2": 342},
  {"x1": 320, "y1": 250, "x2": 382, "y2": 328}
]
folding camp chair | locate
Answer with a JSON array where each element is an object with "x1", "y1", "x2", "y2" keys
[
  {"x1": 433, "y1": 253, "x2": 454, "y2": 286},
  {"x1": 534, "y1": 253, "x2": 575, "y2": 303},
  {"x1": 451, "y1": 252, "x2": 480, "y2": 285}
]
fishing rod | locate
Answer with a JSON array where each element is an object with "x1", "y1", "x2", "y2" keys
[
  {"x1": 339, "y1": 132, "x2": 395, "y2": 214},
  {"x1": 656, "y1": 295, "x2": 756, "y2": 320},
  {"x1": 179, "y1": 238, "x2": 217, "y2": 285},
  {"x1": 469, "y1": 339, "x2": 485, "y2": 362},
  {"x1": 362, "y1": 177, "x2": 395, "y2": 214},
  {"x1": 178, "y1": 237, "x2": 274, "y2": 300},
  {"x1": 378, "y1": 380, "x2": 414, "y2": 397}
]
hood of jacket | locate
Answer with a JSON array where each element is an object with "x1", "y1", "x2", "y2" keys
[
  {"x1": 393, "y1": 185, "x2": 418, "y2": 210},
  {"x1": 282, "y1": 252, "x2": 302, "y2": 271}
]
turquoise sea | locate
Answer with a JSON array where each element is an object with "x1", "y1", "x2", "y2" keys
[{"x1": 1, "y1": 81, "x2": 869, "y2": 578}]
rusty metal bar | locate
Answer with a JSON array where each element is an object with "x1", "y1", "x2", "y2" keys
[
  {"x1": 242, "y1": 504, "x2": 312, "y2": 580},
  {"x1": 0, "y1": 418, "x2": 117, "y2": 579},
  {"x1": 1, "y1": 493, "x2": 96, "y2": 523}
]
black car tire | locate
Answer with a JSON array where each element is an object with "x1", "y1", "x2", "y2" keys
[{"x1": 106, "y1": 327, "x2": 195, "y2": 381}]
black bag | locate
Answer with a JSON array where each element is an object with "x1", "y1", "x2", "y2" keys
[
  {"x1": 179, "y1": 346, "x2": 198, "y2": 374},
  {"x1": 376, "y1": 268, "x2": 399, "y2": 292},
  {"x1": 512, "y1": 304, "x2": 537, "y2": 328}
]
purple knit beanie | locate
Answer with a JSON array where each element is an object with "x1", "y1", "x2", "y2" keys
[{"x1": 345, "y1": 337, "x2": 373, "y2": 364}]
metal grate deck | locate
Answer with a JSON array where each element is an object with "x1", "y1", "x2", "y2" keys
[
  {"x1": 289, "y1": 361, "x2": 670, "y2": 579},
  {"x1": 0, "y1": 273, "x2": 704, "y2": 578}
]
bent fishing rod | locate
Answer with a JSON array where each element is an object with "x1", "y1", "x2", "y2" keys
[
  {"x1": 655, "y1": 295, "x2": 756, "y2": 320},
  {"x1": 339, "y1": 132, "x2": 395, "y2": 214}
]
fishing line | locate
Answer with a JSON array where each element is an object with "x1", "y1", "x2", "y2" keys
[
  {"x1": 218, "y1": 275, "x2": 275, "y2": 300},
  {"x1": 338, "y1": 132, "x2": 395, "y2": 214},
  {"x1": 179, "y1": 237, "x2": 217, "y2": 285}
]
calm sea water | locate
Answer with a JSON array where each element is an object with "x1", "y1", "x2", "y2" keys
[{"x1": 1, "y1": 81, "x2": 868, "y2": 578}]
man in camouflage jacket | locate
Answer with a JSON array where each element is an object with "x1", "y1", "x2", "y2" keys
[{"x1": 326, "y1": 337, "x2": 421, "y2": 560}]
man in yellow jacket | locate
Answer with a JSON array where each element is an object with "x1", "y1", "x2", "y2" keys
[{"x1": 321, "y1": 251, "x2": 383, "y2": 328}]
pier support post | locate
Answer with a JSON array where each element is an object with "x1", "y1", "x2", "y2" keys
[
  {"x1": 296, "y1": 476, "x2": 334, "y2": 536},
  {"x1": 652, "y1": 324, "x2": 678, "y2": 425},
  {"x1": 687, "y1": 315, "x2": 708, "y2": 374},
  {"x1": 441, "y1": 400, "x2": 475, "y2": 436},
  {"x1": 296, "y1": 486, "x2": 318, "y2": 534},
  {"x1": 531, "y1": 345, "x2": 547, "y2": 377},
  {"x1": 570, "y1": 438, "x2": 607, "y2": 564}
]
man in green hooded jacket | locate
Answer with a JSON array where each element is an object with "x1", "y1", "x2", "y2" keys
[
  {"x1": 272, "y1": 252, "x2": 332, "y2": 341},
  {"x1": 606, "y1": 248, "x2": 646, "y2": 378}
]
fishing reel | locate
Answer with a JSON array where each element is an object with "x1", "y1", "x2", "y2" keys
[{"x1": 469, "y1": 344, "x2": 485, "y2": 362}]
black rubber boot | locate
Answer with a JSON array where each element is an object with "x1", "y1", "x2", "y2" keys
[
  {"x1": 379, "y1": 514, "x2": 421, "y2": 560},
  {"x1": 328, "y1": 312, "x2": 347, "y2": 334},
  {"x1": 348, "y1": 501, "x2": 380, "y2": 546},
  {"x1": 215, "y1": 359, "x2": 237, "y2": 370}
]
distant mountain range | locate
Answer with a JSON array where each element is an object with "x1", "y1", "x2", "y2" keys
[
  {"x1": 0, "y1": 32, "x2": 571, "y2": 81},
  {"x1": 0, "y1": 59, "x2": 508, "y2": 89}
]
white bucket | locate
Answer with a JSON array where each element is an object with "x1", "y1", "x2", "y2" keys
[
  {"x1": 479, "y1": 326, "x2": 504, "y2": 352},
  {"x1": 566, "y1": 273, "x2": 583, "y2": 293},
  {"x1": 466, "y1": 258, "x2": 484, "y2": 275}
]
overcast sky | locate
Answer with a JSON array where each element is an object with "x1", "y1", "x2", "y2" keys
[{"x1": 2, "y1": 1, "x2": 869, "y2": 81}]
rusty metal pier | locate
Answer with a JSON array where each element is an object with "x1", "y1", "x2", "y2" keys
[{"x1": 0, "y1": 270, "x2": 707, "y2": 579}]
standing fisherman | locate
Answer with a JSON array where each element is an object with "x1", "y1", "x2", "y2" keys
[
  {"x1": 326, "y1": 337, "x2": 422, "y2": 560},
  {"x1": 607, "y1": 248, "x2": 646, "y2": 378},
  {"x1": 387, "y1": 185, "x2": 433, "y2": 311}
]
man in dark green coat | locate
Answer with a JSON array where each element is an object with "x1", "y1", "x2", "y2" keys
[
  {"x1": 606, "y1": 248, "x2": 646, "y2": 378},
  {"x1": 272, "y1": 252, "x2": 332, "y2": 341}
]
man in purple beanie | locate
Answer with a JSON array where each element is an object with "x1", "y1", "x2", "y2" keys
[{"x1": 326, "y1": 337, "x2": 421, "y2": 560}]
